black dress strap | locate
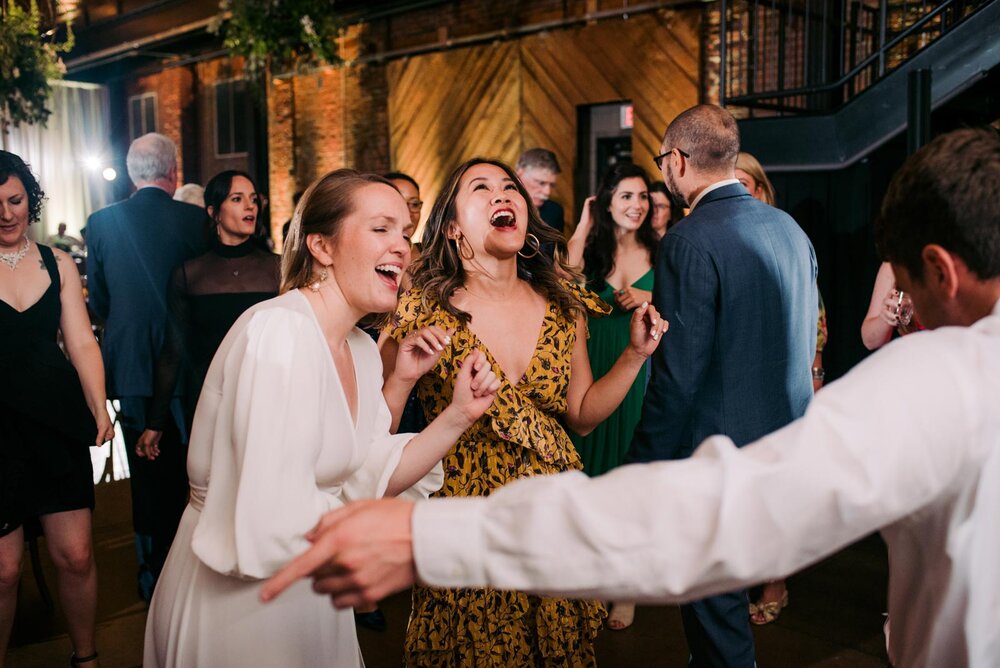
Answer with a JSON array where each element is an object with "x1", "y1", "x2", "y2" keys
[{"x1": 37, "y1": 244, "x2": 61, "y2": 288}]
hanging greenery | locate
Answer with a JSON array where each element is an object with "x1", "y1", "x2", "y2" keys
[
  {"x1": 0, "y1": 0, "x2": 74, "y2": 132},
  {"x1": 211, "y1": 0, "x2": 345, "y2": 78}
]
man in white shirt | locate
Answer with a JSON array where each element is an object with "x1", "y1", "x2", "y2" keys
[{"x1": 263, "y1": 127, "x2": 1000, "y2": 667}]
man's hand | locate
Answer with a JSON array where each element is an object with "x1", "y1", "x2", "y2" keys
[
  {"x1": 260, "y1": 499, "x2": 418, "y2": 609},
  {"x1": 136, "y1": 429, "x2": 163, "y2": 460}
]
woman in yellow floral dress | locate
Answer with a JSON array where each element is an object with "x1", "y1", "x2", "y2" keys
[{"x1": 380, "y1": 158, "x2": 669, "y2": 667}]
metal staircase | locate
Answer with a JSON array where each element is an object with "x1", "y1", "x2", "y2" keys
[{"x1": 720, "y1": 0, "x2": 1000, "y2": 168}]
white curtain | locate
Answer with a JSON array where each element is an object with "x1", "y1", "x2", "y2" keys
[{"x1": 2, "y1": 80, "x2": 112, "y2": 240}]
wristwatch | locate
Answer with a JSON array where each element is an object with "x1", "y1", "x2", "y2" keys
[{"x1": 811, "y1": 367, "x2": 826, "y2": 381}]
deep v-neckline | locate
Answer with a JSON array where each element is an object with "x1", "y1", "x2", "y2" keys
[
  {"x1": 464, "y1": 300, "x2": 553, "y2": 387},
  {"x1": 330, "y1": 337, "x2": 360, "y2": 430},
  {"x1": 0, "y1": 277, "x2": 55, "y2": 315},
  {"x1": 606, "y1": 267, "x2": 654, "y2": 293},
  {"x1": 295, "y1": 290, "x2": 361, "y2": 430}
]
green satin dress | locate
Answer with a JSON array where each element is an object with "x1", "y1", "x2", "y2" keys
[{"x1": 572, "y1": 268, "x2": 654, "y2": 476}]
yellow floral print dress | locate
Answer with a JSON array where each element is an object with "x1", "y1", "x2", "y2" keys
[{"x1": 387, "y1": 283, "x2": 610, "y2": 668}]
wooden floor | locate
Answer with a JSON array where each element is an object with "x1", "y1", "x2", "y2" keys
[{"x1": 8, "y1": 479, "x2": 889, "y2": 667}]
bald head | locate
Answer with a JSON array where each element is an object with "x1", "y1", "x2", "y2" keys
[{"x1": 661, "y1": 105, "x2": 740, "y2": 176}]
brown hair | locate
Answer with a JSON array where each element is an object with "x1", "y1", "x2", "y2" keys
[
  {"x1": 735, "y1": 152, "x2": 776, "y2": 205},
  {"x1": 280, "y1": 169, "x2": 397, "y2": 294},
  {"x1": 411, "y1": 157, "x2": 586, "y2": 324},
  {"x1": 876, "y1": 127, "x2": 1000, "y2": 280}
]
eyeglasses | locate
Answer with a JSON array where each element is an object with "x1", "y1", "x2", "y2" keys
[
  {"x1": 406, "y1": 199, "x2": 423, "y2": 212},
  {"x1": 653, "y1": 148, "x2": 690, "y2": 171}
]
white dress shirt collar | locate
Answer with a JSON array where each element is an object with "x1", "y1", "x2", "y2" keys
[{"x1": 689, "y1": 178, "x2": 742, "y2": 211}]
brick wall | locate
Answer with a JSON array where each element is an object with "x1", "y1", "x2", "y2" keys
[
  {"x1": 194, "y1": 57, "x2": 255, "y2": 186},
  {"x1": 267, "y1": 77, "x2": 296, "y2": 243},
  {"x1": 268, "y1": 3, "x2": 712, "y2": 245},
  {"x1": 267, "y1": 22, "x2": 394, "y2": 248},
  {"x1": 127, "y1": 67, "x2": 194, "y2": 184},
  {"x1": 702, "y1": 3, "x2": 722, "y2": 106}
]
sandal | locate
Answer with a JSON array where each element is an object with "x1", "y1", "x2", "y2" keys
[
  {"x1": 70, "y1": 651, "x2": 99, "y2": 666},
  {"x1": 607, "y1": 602, "x2": 636, "y2": 631},
  {"x1": 750, "y1": 590, "x2": 789, "y2": 625}
]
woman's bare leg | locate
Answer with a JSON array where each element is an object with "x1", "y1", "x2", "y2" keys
[
  {"x1": 40, "y1": 510, "x2": 98, "y2": 665},
  {"x1": 0, "y1": 527, "x2": 25, "y2": 668}
]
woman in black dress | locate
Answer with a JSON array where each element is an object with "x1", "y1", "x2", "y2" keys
[
  {"x1": 136, "y1": 171, "x2": 279, "y2": 459},
  {"x1": 0, "y1": 151, "x2": 114, "y2": 667}
]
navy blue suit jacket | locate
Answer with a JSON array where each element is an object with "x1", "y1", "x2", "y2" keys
[
  {"x1": 539, "y1": 199, "x2": 565, "y2": 233},
  {"x1": 629, "y1": 183, "x2": 817, "y2": 461},
  {"x1": 87, "y1": 187, "x2": 207, "y2": 398}
]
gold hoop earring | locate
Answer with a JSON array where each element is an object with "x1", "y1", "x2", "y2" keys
[
  {"x1": 309, "y1": 266, "x2": 329, "y2": 292},
  {"x1": 456, "y1": 234, "x2": 476, "y2": 261},
  {"x1": 518, "y1": 233, "x2": 541, "y2": 260}
]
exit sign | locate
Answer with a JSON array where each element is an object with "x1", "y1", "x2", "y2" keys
[{"x1": 620, "y1": 104, "x2": 634, "y2": 129}]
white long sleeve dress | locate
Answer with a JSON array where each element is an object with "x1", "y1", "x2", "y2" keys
[{"x1": 144, "y1": 290, "x2": 442, "y2": 667}]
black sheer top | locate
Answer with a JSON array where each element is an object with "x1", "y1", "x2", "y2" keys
[{"x1": 146, "y1": 238, "x2": 280, "y2": 431}]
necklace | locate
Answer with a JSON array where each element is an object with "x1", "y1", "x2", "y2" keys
[{"x1": 0, "y1": 238, "x2": 30, "y2": 270}]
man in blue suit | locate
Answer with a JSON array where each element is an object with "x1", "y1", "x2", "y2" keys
[
  {"x1": 86, "y1": 133, "x2": 206, "y2": 598},
  {"x1": 628, "y1": 105, "x2": 817, "y2": 666}
]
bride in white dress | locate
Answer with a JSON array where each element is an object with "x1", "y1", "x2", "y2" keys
[{"x1": 143, "y1": 169, "x2": 500, "y2": 667}]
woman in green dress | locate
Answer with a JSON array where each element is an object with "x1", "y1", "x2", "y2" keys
[
  {"x1": 565, "y1": 163, "x2": 657, "y2": 630},
  {"x1": 567, "y1": 163, "x2": 658, "y2": 477}
]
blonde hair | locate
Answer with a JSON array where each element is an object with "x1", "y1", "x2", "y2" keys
[
  {"x1": 735, "y1": 152, "x2": 776, "y2": 205},
  {"x1": 280, "y1": 169, "x2": 397, "y2": 294}
]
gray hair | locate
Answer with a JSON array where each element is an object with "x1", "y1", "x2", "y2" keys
[
  {"x1": 173, "y1": 183, "x2": 205, "y2": 208},
  {"x1": 516, "y1": 148, "x2": 561, "y2": 174},
  {"x1": 126, "y1": 133, "x2": 177, "y2": 184}
]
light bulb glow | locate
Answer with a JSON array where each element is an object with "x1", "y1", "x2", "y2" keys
[{"x1": 102, "y1": 167, "x2": 117, "y2": 182}]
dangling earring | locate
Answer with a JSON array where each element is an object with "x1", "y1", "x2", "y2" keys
[
  {"x1": 455, "y1": 233, "x2": 475, "y2": 261},
  {"x1": 518, "y1": 233, "x2": 541, "y2": 260},
  {"x1": 309, "y1": 266, "x2": 329, "y2": 292}
]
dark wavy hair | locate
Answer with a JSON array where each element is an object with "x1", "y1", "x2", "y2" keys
[
  {"x1": 583, "y1": 162, "x2": 658, "y2": 291},
  {"x1": 411, "y1": 157, "x2": 586, "y2": 324},
  {"x1": 0, "y1": 151, "x2": 45, "y2": 224}
]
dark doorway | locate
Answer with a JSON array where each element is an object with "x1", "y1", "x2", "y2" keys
[{"x1": 575, "y1": 101, "x2": 634, "y2": 215}]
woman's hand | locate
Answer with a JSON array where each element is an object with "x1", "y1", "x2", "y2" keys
[
  {"x1": 449, "y1": 350, "x2": 500, "y2": 425},
  {"x1": 614, "y1": 287, "x2": 652, "y2": 311},
  {"x1": 564, "y1": 196, "x2": 597, "y2": 273},
  {"x1": 95, "y1": 408, "x2": 115, "y2": 446},
  {"x1": 391, "y1": 326, "x2": 454, "y2": 385},
  {"x1": 879, "y1": 289, "x2": 902, "y2": 327},
  {"x1": 136, "y1": 429, "x2": 163, "y2": 460},
  {"x1": 574, "y1": 196, "x2": 597, "y2": 238},
  {"x1": 627, "y1": 301, "x2": 669, "y2": 358}
]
